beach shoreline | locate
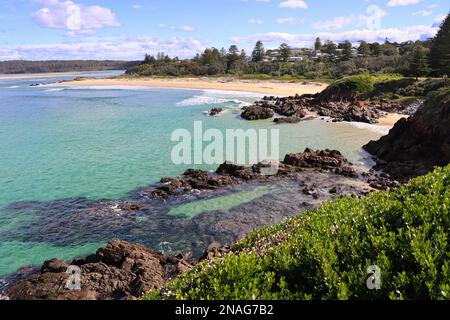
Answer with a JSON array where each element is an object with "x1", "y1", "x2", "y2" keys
[
  {"x1": 51, "y1": 77, "x2": 329, "y2": 97},
  {"x1": 50, "y1": 76, "x2": 406, "y2": 127}
]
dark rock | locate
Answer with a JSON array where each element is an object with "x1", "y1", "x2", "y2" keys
[
  {"x1": 216, "y1": 161, "x2": 255, "y2": 180},
  {"x1": 6, "y1": 240, "x2": 192, "y2": 300},
  {"x1": 364, "y1": 89, "x2": 450, "y2": 181},
  {"x1": 41, "y1": 259, "x2": 69, "y2": 273},
  {"x1": 208, "y1": 108, "x2": 223, "y2": 116},
  {"x1": 199, "y1": 242, "x2": 231, "y2": 261},
  {"x1": 241, "y1": 106, "x2": 274, "y2": 120},
  {"x1": 284, "y1": 149, "x2": 357, "y2": 177}
]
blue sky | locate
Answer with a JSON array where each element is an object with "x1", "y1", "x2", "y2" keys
[{"x1": 0, "y1": 0, "x2": 448, "y2": 60}]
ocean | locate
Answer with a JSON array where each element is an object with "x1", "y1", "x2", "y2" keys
[{"x1": 0, "y1": 71, "x2": 384, "y2": 276}]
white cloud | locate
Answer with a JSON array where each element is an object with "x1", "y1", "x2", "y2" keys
[
  {"x1": 230, "y1": 24, "x2": 439, "y2": 47},
  {"x1": 276, "y1": 17, "x2": 304, "y2": 25},
  {"x1": 249, "y1": 18, "x2": 263, "y2": 24},
  {"x1": 132, "y1": 4, "x2": 141, "y2": 9},
  {"x1": 0, "y1": 36, "x2": 206, "y2": 60},
  {"x1": 412, "y1": 10, "x2": 432, "y2": 16},
  {"x1": 312, "y1": 9, "x2": 387, "y2": 30},
  {"x1": 159, "y1": 23, "x2": 196, "y2": 32},
  {"x1": 279, "y1": 0, "x2": 308, "y2": 9},
  {"x1": 387, "y1": 0, "x2": 420, "y2": 7},
  {"x1": 32, "y1": 0, "x2": 119, "y2": 35}
]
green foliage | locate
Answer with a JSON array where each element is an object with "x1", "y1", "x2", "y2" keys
[
  {"x1": 145, "y1": 166, "x2": 450, "y2": 300},
  {"x1": 409, "y1": 44, "x2": 431, "y2": 78},
  {"x1": 429, "y1": 13, "x2": 450, "y2": 76}
]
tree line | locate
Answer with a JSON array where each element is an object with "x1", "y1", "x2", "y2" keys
[
  {"x1": 0, "y1": 60, "x2": 140, "y2": 74},
  {"x1": 127, "y1": 13, "x2": 449, "y2": 80}
]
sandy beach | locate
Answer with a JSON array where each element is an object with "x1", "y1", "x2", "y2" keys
[
  {"x1": 53, "y1": 77, "x2": 329, "y2": 96},
  {"x1": 378, "y1": 113, "x2": 408, "y2": 126},
  {"x1": 0, "y1": 72, "x2": 90, "y2": 80}
]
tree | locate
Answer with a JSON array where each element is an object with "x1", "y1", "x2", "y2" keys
[
  {"x1": 314, "y1": 37, "x2": 322, "y2": 51},
  {"x1": 251, "y1": 41, "x2": 266, "y2": 63},
  {"x1": 429, "y1": 13, "x2": 450, "y2": 76},
  {"x1": 144, "y1": 54, "x2": 156, "y2": 64},
  {"x1": 227, "y1": 45, "x2": 241, "y2": 72},
  {"x1": 240, "y1": 49, "x2": 247, "y2": 60},
  {"x1": 279, "y1": 43, "x2": 292, "y2": 62},
  {"x1": 381, "y1": 43, "x2": 398, "y2": 56},
  {"x1": 370, "y1": 42, "x2": 381, "y2": 56},
  {"x1": 341, "y1": 40, "x2": 353, "y2": 61},
  {"x1": 322, "y1": 40, "x2": 337, "y2": 55},
  {"x1": 358, "y1": 41, "x2": 370, "y2": 57},
  {"x1": 409, "y1": 43, "x2": 430, "y2": 79}
]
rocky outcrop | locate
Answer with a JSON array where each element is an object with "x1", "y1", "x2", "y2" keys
[
  {"x1": 241, "y1": 106, "x2": 274, "y2": 120},
  {"x1": 5, "y1": 240, "x2": 192, "y2": 300},
  {"x1": 364, "y1": 89, "x2": 450, "y2": 181},
  {"x1": 284, "y1": 149, "x2": 357, "y2": 177},
  {"x1": 241, "y1": 93, "x2": 414, "y2": 124},
  {"x1": 208, "y1": 108, "x2": 223, "y2": 116},
  {"x1": 148, "y1": 149, "x2": 359, "y2": 199}
]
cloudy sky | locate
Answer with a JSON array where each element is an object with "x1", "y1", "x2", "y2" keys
[{"x1": 0, "y1": 0, "x2": 447, "y2": 60}]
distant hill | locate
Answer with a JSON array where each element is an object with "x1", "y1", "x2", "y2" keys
[{"x1": 0, "y1": 60, "x2": 140, "y2": 74}]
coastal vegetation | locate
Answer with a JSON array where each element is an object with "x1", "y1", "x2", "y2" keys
[
  {"x1": 0, "y1": 60, "x2": 139, "y2": 74},
  {"x1": 126, "y1": 14, "x2": 450, "y2": 81},
  {"x1": 145, "y1": 165, "x2": 450, "y2": 300},
  {"x1": 323, "y1": 74, "x2": 450, "y2": 100}
]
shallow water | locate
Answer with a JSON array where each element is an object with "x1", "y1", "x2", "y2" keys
[{"x1": 0, "y1": 71, "x2": 383, "y2": 275}]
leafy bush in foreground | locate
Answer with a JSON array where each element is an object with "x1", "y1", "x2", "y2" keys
[{"x1": 145, "y1": 166, "x2": 450, "y2": 300}]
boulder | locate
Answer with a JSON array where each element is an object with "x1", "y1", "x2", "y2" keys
[{"x1": 241, "y1": 106, "x2": 274, "y2": 120}]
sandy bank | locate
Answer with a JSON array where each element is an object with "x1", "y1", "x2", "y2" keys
[
  {"x1": 53, "y1": 77, "x2": 329, "y2": 96},
  {"x1": 0, "y1": 72, "x2": 89, "y2": 80},
  {"x1": 378, "y1": 113, "x2": 408, "y2": 126}
]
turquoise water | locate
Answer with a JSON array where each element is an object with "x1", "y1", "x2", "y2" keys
[{"x1": 0, "y1": 71, "x2": 383, "y2": 276}]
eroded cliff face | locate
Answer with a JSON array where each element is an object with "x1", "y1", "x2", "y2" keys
[{"x1": 364, "y1": 89, "x2": 450, "y2": 181}]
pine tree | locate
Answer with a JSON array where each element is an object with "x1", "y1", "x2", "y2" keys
[
  {"x1": 429, "y1": 13, "x2": 450, "y2": 76},
  {"x1": 409, "y1": 43, "x2": 430, "y2": 79},
  {"x1": 251, "y1": 41, "x2": 265, "y2": 63},
  {"x1": 279, "y1": 43, "x2": 292, "y2": 62},
  {"x1": 341, "y1": 40, "x2": 353, "y2": 61},
  {"x1": 314, "y1": 37, "x2": 322, "y2": 51},
  {"x1": 358, "y1": 41, "x2": 370, "y2": 57}
]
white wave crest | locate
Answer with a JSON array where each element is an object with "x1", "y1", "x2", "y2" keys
[
  {"x1": 177, "y1": 95, "x2": 247, "y2": 106},
  {"x1": 350, "y1": 122, "x2": 391, "y2": 135},
  {"x1": 44, "y1": 88, "x2": 64, "y2": 92}
]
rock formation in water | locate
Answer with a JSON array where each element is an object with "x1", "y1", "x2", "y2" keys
[
  {"x1": 149, "y1": 149, "x2": 358, "y2": 199},
  {"x1": 5, "y1": 240, "x2": 193, "y2": 300},
  {"x1": 208, "y1": 108, "x2": 223, "y2": 116},
  {"x1": 364, "y1": 89, "x2": 450, "y2": 181}
]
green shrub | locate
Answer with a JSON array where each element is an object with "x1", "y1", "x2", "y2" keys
[{"x1": 145, "y1": 165, "x2": 450, "y2": 300}]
